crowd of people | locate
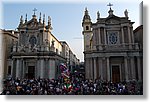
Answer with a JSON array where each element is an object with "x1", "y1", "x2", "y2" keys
[{"x1": 1, "y1": 73, "x2": 143, "y2": 95}]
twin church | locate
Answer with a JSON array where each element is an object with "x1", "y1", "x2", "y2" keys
[
  {"x1": 82, "y1": 4, "x2": 143, "y2": 82},
  {"x1": 2, "y1": 4, "x2": 143, "y2": 83}
]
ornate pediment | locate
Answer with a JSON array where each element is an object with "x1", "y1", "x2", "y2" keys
[
  {"x1": 26, "y1": 19, "x2": 39, "y2": 28},
  {"x1": 18, "y1": 18, "x2": 39, "y2": 29},
  {"x1": 105, "y1": 18, "x2": 120, "y2": 24},
  {"x1": 105, "y1": 15, "x2": 120, "y2": 24}
]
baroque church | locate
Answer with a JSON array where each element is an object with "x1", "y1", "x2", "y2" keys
[
  {"x1": 82, "y1": 4, "x2": 143, "y2": 82},
  {"x1": 7, "y1": 11, "x2": 67, "y2": 79}
]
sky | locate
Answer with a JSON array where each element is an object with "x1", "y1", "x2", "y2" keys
[{"x1": 1, "y1": 0, "x2": 142, "y2": 62}]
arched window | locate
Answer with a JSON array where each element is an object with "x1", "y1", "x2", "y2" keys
[
  {"x1": 29, "y1": 35, "x2": 37, "y2": 47},
  {"x1": 86, "y1": 26, "x2": 89, "y2": 30}
]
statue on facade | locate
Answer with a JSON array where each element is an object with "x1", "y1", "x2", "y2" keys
[
  {"x1": 97, "y1": 11, "x2": 100, "y2": 19},
  {"x1": 124, "y1": 9, "x2": 128, "y2": 18},
  {"x1": 51, "y1": 40, "x2": 55, "y2": 47},
  {"x1": 50, "y1": 40, "x2": 55, "y2": 51}
]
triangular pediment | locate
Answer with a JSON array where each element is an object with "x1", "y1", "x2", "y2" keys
[{"x1": 105, "y1": 15, "x2": 120, "y2": 24}]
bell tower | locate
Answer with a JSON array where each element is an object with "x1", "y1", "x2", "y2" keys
[{"x1": 82, "y1": 7, "x2": 92, "y2": 51}]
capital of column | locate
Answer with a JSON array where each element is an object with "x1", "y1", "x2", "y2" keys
[{"x1": 124, "y1": 56, "x2": 129, "y2": 59}]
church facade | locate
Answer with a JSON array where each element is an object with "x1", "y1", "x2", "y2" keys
[
  {"x1": 6, "y1": 12, "x2": 80, "y2": 79},
  {"x1": 82, "y1": 6, "x2": 143, "y2": 82}
]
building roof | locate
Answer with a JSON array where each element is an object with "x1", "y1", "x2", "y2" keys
[{"x1": 133, "y1": 25, "x2": 143, "y2": 33}]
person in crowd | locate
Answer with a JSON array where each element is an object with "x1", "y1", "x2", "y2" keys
[{"x1": 1, "y1": 73, "x2": 143, "y2": 95}]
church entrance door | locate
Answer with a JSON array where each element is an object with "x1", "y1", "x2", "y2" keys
[
  {"x1": 112, "y1": 65, "x2": 120, "y2": 83},
  {"x1": 28, "y1": 66, "x2": 35, "y2": 79}
]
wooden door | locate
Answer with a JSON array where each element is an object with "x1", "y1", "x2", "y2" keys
[
  {"x1": 112, "y1": 65, "x2": 120, "y2": 83},
  {"x1": 28, "y1": 66, "x2": 35, "y2": 79}
]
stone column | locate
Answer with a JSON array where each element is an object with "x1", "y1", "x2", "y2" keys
[
  {"x1": 95, "y1": 29, "x2": 98, "y2": 45},
  {"x1": 106, "y1": 57, "x2": 110, "y2": 81},
  {"x1": 22, "y1": 60, "x2": 25, "y2": 78},
  {"x1": 130, "y1": 27, "x2": 135, "y2": 43},
  {"x1": 93, "y1": 29, "x2": 96, "y2": 50},
  {"x1": 40, "y1": 59, "x2": 44, "y2": 78},
  {"x1": 93, "y1": 58, "x2": 97, "y2": 80},
  {"x1": 124, "y1": 57, "x2": 129, "y2": 81},
  {"x1": 16, "y1": 59, "x2": 20, "y2": 78},
  {"x1": 48, "y1": 59, "x2": 52, "y2": 79},
  {"x1": 121, "y1": 27, "x2": 125, "y2": 44},
  {"x1": 130, "y1": 57, "x2": 136, "y2": 80},
  {"x1": 48, "y1": 59, "x2": 56, "y2": 79},
  {"x1": 51, "y1": 59, "x2": 56, "y2": 79},
  {"x1": 98, "y1": 28, "x2": 102, "y2": 50},
  {"x1": 128, "y1": 26, "x2": 132, "y2": 49},
  {"x1": 99, "y1": 58, "x2": 103, "y2": 80},
  {"x1": 89, "y1": 58, "x2": 93, "y2": 79},
  {"x1": 98, "y1": 28, "x2": 101, "y2": 45},
  {"x1": 11, "y1": 59, "x2": 14, "y2": 76},
  {"x1": 85, "y1": 59, "x2": 88, "y2": 79},
  {"x1": 137, "y1": 56, "x2": 142, "y2": 81},
  {"x1": 36, "y1": 59, "x2": 40, "y2": 78},
  {"x1": 128, "y1": 26, "x2": 131, "y2": 43},
  {"x1": 45, "y1": 59, "x2": 49, "y2": 78},
  {"x1": 104, "y1": 28, "x2": 107, "y2": 45},
  {"x1": 87, "y1": 58, "x2": 90, "y2": 79},
  {"x1": 25, "y1": 61, "x2": 28, "y2": 77},
  {"x1": 20, "y1": 59, "x2": 23, "y2": 79},
  {"x1": 93, "y1": 29, "x2": 96, "y2": 45}
]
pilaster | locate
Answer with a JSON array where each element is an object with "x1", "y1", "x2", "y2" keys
[{"x1": 106, "y1": 57, "x2": 110, "y2": 81}]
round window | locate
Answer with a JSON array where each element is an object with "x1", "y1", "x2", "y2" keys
[{"x1": 109, "y1": 32, "x2": 118, "y2": 44}]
